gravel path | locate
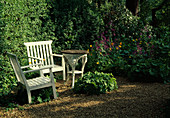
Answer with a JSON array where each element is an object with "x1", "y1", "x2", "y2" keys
[{"x1": 0, "y1": 76, "x2": 169, "y2": 118}]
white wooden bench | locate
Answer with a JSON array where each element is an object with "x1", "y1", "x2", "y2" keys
[
  {"x1": 24, "y1": 40, "x2": 65, "y2": 80},
  {"x1": 7, "y1": 52, "x2": 57, "y2": 104}
]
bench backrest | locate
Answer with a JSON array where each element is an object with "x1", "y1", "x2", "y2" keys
[
  {"x1": 24, "y1": 40, "x2": 54, "y2": 69},
  {"x1": 7, "y1": 53, "x2": 26, "y2": 85}
]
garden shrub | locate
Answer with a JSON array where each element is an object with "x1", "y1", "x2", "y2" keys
[
  {"x1": 87, "y1": 1, "x2": 169, "y2": 82},
  {"x1": 49, "y1": 0, "x2": 103, "y2": 52},
  {"x1": 0, "y1": 0, "x2": 56, "y2": 103},
  {"x1": 73, "y1": 71, "x2": 118, "y2": 95}
]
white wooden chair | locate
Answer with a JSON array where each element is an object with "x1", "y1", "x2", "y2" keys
[
  {"x1": 24, "y1": 40, "x2": 65, "y2": 80},
  {"x1": 7, "y1": 52, "x2": 57, "y2": 104}
]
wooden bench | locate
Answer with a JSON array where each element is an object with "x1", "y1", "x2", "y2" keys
[
  {"x1": 24, "y1": 40, "x2": 65, "y2": 80},
  {"x1": 7, "y1": 52, "x2": 57, "y2": 104}
]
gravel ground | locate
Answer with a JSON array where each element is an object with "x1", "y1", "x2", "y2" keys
[{"x1": 0, "y1": 76, "x2": 169, "y2": 118}]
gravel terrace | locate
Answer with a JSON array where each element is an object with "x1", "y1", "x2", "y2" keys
[{"x1": 0, "y1": 76, "x2": 169, "y2": 118}]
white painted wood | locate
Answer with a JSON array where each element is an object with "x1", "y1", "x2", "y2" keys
[
  {"x1": 24, "y1": 40, "x2": 65, "y2": 80},
  {"x1": 63, "y1": 54, "x2": 87, "y2": 88},
  {"x1": 46, "y1": 44, "x2": 50, "y2": 65},
  {"x1": 7, "y1": 52, "x2": 57, "y2": 104}
]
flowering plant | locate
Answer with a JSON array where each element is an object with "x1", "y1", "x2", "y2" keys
[{"x1": 86, "y1": 15, "x2": 169, "y2": 82}]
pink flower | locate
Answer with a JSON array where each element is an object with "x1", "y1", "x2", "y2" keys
[
  {"x1": 148, "y1": 36, "x2": 151, "y2": 39},
  {"x1": 97, "y1": 46, "x2": 100, "y2": 50},
  {"x1": 100, "y1": 40, "x2": 104, "y2": 43},
  {"x1": 102, "y1": 36, "x2": 106, "y2": 40},
  {"x1": 113, "y1": 33, "x2": 116, "y2": 36},
  {"x1": 111, "y1": 29, "x2": 115, "y2": 31}
]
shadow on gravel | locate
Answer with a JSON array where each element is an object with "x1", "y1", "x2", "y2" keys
[
  {"x1": 1, "y1": 77, "x2": 169, "y2": 118},
  {"x1": 15, "y1": 77, "x2": 170, "y2": 118}
]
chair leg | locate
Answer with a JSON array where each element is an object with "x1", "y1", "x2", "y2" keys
[
  {"x1": 27, "y1": 89, "x2": 32, "y2": 104},
  {"x1": 52, "y1": 85, "x2": 57, "y2": 99},
  {"x1": 72, "y1": 67, "x2": 76, "y2": 88},
  {"x1": 66, "y1": 64, "x2": 70, "y2": 81},
  {"x1": 63, "y1": 69, "x2": 66, "y2": 81},
  {"x1": 62, "y1": 57, "x2": 66, "y2": 80}
]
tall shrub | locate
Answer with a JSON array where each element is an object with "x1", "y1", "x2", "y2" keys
[
  {"x1": 0, "y1": 0, "x2": 56, "y2": 96},
  {"x1": 49, "y1": 0, "x2": 103, "y2": 52}
]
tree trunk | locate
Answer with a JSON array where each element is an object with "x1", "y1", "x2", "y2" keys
[{"x1": 126, "y1": 0, "x2": 139, "y2": 16}]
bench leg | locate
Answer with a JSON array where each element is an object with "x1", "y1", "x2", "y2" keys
[
  {"x1": 52, "y1": 85, "x2": 57, "y2": 99},
  {"x1": 27, "y1": 89, "x2": 32, "y2": 104}
]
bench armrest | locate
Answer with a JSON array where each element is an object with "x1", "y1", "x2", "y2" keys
[
  {"x1": 23, "y1": 65, "x2": 53, "y2": 74},
  {"x1": 28, "y1": 56, "x2": 43, "y2": 60},
  {"x1": 21, "y1": 63, "x2": 43, "y2": 69}
]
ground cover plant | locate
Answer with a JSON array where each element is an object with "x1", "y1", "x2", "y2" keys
[{"x1": 73, "y1": 71, "x2": 118, "y2": 95}]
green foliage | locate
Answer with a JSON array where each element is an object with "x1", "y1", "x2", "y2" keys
[
  {"x1": 0, "y1": 0, "x2": 104, "y2": 98},
  {"x1": 0, "y1": 84, "x2": 57, "y2": 111},
  {"x1": 73, "y1": 71, "x2": 118, "y2": 95},
  {"x1": 50, "y1": 0, "x2": 103, "y2": 52},
  {"x1": 31, "y1": 87, "x2": 58, "y2": 104},
  {"x1": 87, "y1": 2, "x2": 170, "y2": 82},
  {"x1": 0, "y1": 0, "x2": 169, "y2": 109},
  {"x1": 0, "y1": 0, "x2": 56, "y2": 97},
  {"x1": 140, "y1": 0, "x2": 170, "y2": 26}
]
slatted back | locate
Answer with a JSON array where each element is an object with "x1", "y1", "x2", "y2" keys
[
  {"x1": 24, "y1": 40, "x2": 54, "y2": 69},
  {"x1": 7, "y1": 53, "x2": 26, "y2": 85}
]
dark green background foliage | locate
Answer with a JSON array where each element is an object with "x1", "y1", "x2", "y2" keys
[
  {"x1": 73, "y1": 71, "x2": 118, "y2": 95},
  {"x1": 49, "y1": 0, "x2": 103, "y2": 52},
  {"x1": 140, "y1": 0, "x2": 170, "y2": 26}
]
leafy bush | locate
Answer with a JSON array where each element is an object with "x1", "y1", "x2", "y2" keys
[
  {"x1": 73, "y1": 71, "x2": 118, "y2": 95},
  {"x1": 50, "y1": 0, "x2": 103, "y2": 52},
  {"x1": 86, "y1": 1, "x2": 169, "y2": 82},
  {"x1": 0, "y1": 0, "x2": 56, "y2": 102}
]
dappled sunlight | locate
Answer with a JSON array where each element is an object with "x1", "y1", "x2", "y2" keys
[
  {"x1": 73, "y1": 101, "x2": 105, "y2": 107},
  {"x1": 114, "y1": 97, "x2": 138, "y2": 100},
  {"x1": 51, "y1": 101, "x2": 105, "y2": 112},
  {"x1": 116, "y1": 84, "x2": 140, "y2": 93},
  {"x1": 121, "y1": 85, "x2": 138, "y2": 88}
]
